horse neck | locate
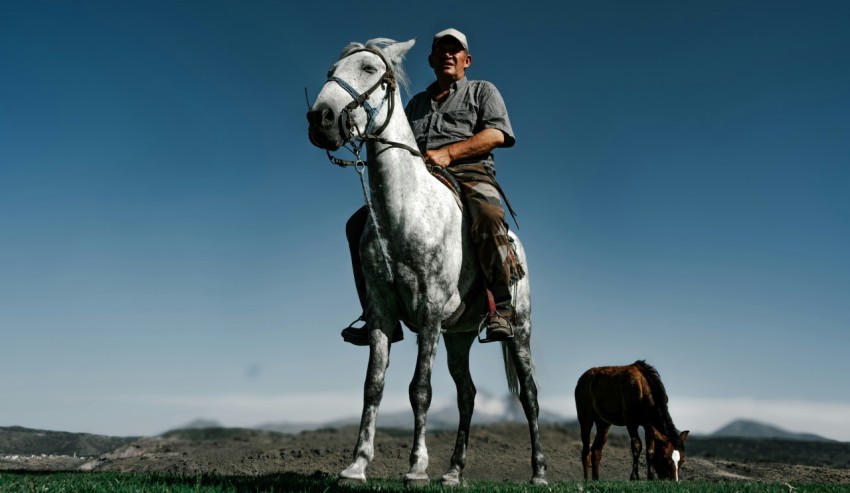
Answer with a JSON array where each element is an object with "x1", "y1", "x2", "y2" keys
[
  {"x1": 638, "y1": 365, "x2": 679, "y2": 440},
  {"x1": 365, "y1": 95, "x2": 432, "y2": 221}
]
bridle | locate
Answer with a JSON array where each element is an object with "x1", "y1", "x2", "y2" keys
[
  {"x1": 321, "y1": 47, "x2": 421, "y2": 168},
  {"x1": 313, "y1": 46, "x2": 427, "y2": 283}
]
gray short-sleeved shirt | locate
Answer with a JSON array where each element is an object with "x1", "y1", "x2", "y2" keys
[{"x1": 405, "y1": 77, "x2": 514, "y2": 174}]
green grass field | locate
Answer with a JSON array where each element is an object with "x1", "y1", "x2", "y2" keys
[{"x1": 0, "y1": 472, "x2": 846, "y2": 493}]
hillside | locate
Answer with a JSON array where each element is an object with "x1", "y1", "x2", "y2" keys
[
  {"x1": 4, "y1": 423, "x2": 849, "y2": 484},
  {"x1": 0, "y1": 426, "x2": 137, "y2": 457}
]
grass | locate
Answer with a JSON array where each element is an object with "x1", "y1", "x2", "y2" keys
[{"x1": 0, "y1": 472, "x2": 848, "y2": 493}]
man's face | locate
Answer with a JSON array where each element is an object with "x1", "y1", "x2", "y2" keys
[{"x1": 429, "y1": 37, "x2": 471, "y2": 82}]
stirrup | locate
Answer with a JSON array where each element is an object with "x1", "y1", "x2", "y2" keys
[
  {"x1": 477, "y1": 311, "x2": 514, "y2": 344},
  {"x1": 341, "y1": 316, "x2": 404, "y2": 346},
  {"x1": 341, "y1": 316, "x2": 369, "y2": 346},
  {"x1": 345, "y1": 315, "x2": 365, "y2": 330}
]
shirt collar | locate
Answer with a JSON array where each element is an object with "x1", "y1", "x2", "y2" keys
[{"x1": 427, "y1": 76, "x2": 468, "y2": 97}]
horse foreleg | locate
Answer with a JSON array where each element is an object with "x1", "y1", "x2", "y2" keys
[
  {"x1": 507, "y1": 336, "x2": 548, "y2": 485},
  {"x1": 644, "y1": 426, "x2": 656, "y2": 480},
  {"x1": 590, "y1": 420, "x2": 610, "y2": 480},
  {"x1": 440, "y1": 331, "x2": 477, "y2": 486},
  {"x1": 405, "y1": 326, "x2": 440, "y2": 487},
  {"x1": 339, "y1": 330, "x2": 392, "y2": 484},
  {"x1": 627, "y1": 424, "x2": 642, "y2": 480}
]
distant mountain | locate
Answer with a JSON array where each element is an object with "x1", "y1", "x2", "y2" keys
[
  {"x1": 169, "y1": 418, "x2": 224, "y2": 431},
  {"x1": 257, "y1": 392, "x2": 571, "y2": 434},
  {"x1": 711, "y1": 419, "x2": 833, "y2": 442},
  {"x1": 0, "y1": 426, "x2": 137, "y2": 456}
]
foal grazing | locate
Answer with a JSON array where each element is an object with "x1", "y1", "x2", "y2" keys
[{"x1": 574, "y1": 360, "x2": 689, "y2": 481}]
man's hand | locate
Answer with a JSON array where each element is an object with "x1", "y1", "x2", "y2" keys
[
  {"x1": 423, "y1": 148, "x2": 453, "y2": 167},
  {"x1": 422, "y1": 129, "x2": 505, "y2": 168}
]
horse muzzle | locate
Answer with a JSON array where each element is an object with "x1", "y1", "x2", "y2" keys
[{"x1": 306, "y1": 106, "x2": 348, "y2": 151}]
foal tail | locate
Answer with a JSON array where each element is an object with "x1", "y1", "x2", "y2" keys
[{"x1": 634, "y1": 360, "x2": 682, "y2": 446}]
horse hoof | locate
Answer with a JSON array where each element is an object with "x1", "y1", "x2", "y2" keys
[
  {"x1": 441, "y1": 473, "x2": 462, "y2": 487},
  {"x1": 404, "y1": 474, "x2": 430, "y2": 487},
  {"x1": 530, "y1": 476, "x2": 548, "y2": 486},
  {"x1": 338, "y1": 471, "x2": 366, "y2": 485}
]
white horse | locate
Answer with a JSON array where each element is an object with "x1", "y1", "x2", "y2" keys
[{"x1": 307, "y1": 38, "x2": 547, "y2": 486}]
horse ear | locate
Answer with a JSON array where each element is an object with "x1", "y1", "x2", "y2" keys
[
  {"x1": 679, "y1": 430, "x2": 690, "y2": 443},
  {"x1": 388, "y1": 38, "x2": 416, "y2": 61}
]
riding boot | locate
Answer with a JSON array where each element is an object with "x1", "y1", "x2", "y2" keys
[
  {"x1": 341, "y1": 208, "x2": 404, "y2": 346},
  {"x1": 481, "y1": 286, "x2": 514, "y2": 343},
  {"x1": 476, "y1": 231, "x2": 516, "y2": 342},
  {"x1": 346, "y1": 207, "x2": 370, "y2": 310}
]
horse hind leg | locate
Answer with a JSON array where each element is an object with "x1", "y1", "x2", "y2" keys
[
  {"x1": 590, "y1": 419, "x2": 610, "y2": 481},
  {"x1": 575, "y1": 403, "x2": 593, "y2": 480},
  {"x1": 505, "y1": 329, "x2": 548, "y2": 485},
  {"x1": 440, "y1": 331, "x2": 477, "y2": 487},
  {"x1": 404, "y1": 324, "x2": 440, "y2": 487},
  {"x1": 574, "y1": 373, "x2": 595, "y2": 480}
]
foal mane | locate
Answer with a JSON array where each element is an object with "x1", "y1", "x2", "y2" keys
[
  {"x1": 633, "y1": 360, "x2": 683, "y2": 448},
  {"x1": 339, "y1": 38, "x2": 411, "y2": 95}
]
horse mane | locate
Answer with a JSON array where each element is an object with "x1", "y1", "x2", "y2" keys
[
  {"x1": 633, "y1": 360, "x2": 683, "y2": 448},
  {"x1": 339, "y1": 38, "x2": 411, "y2": 95}
]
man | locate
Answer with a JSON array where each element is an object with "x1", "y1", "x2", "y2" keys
[{"x1": 342, "y1": 28, "x2": 519, "y2": 345}]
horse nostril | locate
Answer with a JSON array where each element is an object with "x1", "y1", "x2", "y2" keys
[{"x1": 307, "y1": 107, "x2": 334, "y2": 128}]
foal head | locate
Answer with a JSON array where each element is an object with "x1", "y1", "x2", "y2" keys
[{"x1": 651, "y1": 429, "x2": 690, "y2": 481}]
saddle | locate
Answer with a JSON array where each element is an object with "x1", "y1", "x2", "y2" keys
[{"x1": 428, "y1": 164, "x2": 525, "y2": 284}]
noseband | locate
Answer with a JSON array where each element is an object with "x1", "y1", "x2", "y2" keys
[{"x1": 323, "y1": 47, "x2": 421, "y2": 167}]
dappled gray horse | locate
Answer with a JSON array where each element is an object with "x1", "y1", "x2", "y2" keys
[{"x1": 306, "y1": 38, "x2": 547, "y2": 486}]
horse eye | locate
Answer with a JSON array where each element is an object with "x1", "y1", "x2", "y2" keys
[{"x1": 363, "y1": 64, "x2": 378, "y2": 74}]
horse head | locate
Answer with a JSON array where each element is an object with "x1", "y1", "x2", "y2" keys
[
  {"x1": 650, "y1": 429, "x2": 690, "y2": 481},
  {"x1": 307, "y1": 38, "x2": 415, "y2": 151}
]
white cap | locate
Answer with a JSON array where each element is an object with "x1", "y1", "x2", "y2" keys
[{"x1": 432, "y1": 28, "x2": 468, "y2": 51}]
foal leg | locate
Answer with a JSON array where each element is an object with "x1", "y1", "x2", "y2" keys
[
  {"x1": 627, "y1": 424, "x2": 642, "y2": 480},
  {"x1": 575, "y1": 376, "x2": 594, "y2": 481},
  {"x1": 507, "y1": 332, "x2": 548, "y2": 485},
  {"x1": 590, "y1": 420, "x2": 610, "y2": 480},
  {"x1": 339, "y1": 324, "x2": 393, "y2": 483},
  {"x1": 440, "y1": 331, "x2": 477, "y2": 486},
  {"x1": 578, "y1": 419, "x2": 592, "y2": 480},
  {"x1": 405, "y1": 324, "x2": 440, "y2": 486},
  {"x1": 644, "y1": 426, "x2": 656, "y2": 480},
  {"x1": 576, "y1": 410, "x2": 593, "y2": 481}
]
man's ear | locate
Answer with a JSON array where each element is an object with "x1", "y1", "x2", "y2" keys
[
  {"x1": 464, "y1": 53, "x2": 472, "y2": 68},
  {"x1": 428, "y1": 53, "x2": 435, "y2": 68}
]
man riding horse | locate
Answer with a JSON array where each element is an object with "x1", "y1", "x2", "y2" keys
[{"x1": 342, "y1": 28, "x2": 520, "y2": 345}]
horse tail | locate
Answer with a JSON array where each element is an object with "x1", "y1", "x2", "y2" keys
[
  {"x1": 502, "y1": 342, "x2": 520, "y2": 396},
  {"x1": 634, "y1": 360, "x2": 682, "y2": 447}
]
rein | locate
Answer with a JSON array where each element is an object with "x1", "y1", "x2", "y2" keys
[{"x1": 320, "y1": 47, "x2": 427, "y2": 283}]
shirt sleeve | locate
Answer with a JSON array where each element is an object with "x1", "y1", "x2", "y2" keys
[{"x1": 477, "y1": 81, "x2": 515, "y2": 148}]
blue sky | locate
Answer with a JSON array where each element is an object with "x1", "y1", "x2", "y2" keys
[{"x1": 2, "y1": 1, "x2": 848, "y2": 440}]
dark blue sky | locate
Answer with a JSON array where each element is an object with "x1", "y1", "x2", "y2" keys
[{"x1": 1, "y1": 1, "x2": 848, "y2": 438}]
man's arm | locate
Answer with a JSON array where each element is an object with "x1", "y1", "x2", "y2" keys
[{"x1": 423, "y1": 128, "x2": 505, "y2": 167}]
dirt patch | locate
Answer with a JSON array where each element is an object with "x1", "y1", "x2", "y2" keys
[{"x1": 3, "y1": 423, "x2": 849, "y2": 484}]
